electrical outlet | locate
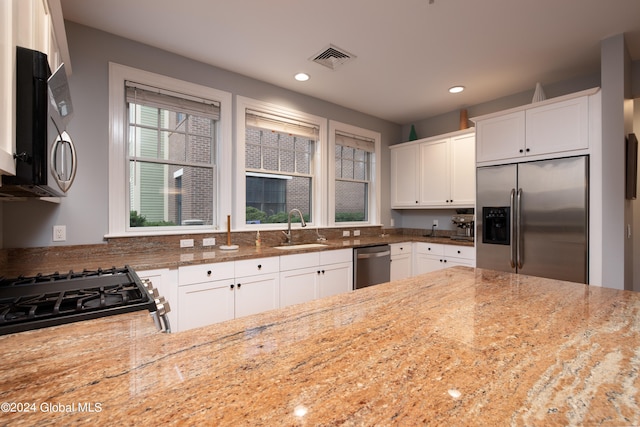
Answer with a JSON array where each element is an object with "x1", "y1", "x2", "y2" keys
[
  {"x1": 180, "y1": 239, "x2": 194, "y2": 248},
  {"x1": 53, "y1": 225, "x2": 66, "y2": 242},
  {"x1": 342, "y1": 230, "x2": 350, "y2": 237},
  {"x1": 203, "y1": 238, "x2": 216, "y2": 247},
  {"x1": 353, "y1": 230, "x2": 361, "y2": 236},
  {"x1": 433, "y1": 220, "x2": 439, "y2": 227}
]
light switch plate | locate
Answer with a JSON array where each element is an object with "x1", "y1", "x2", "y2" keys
[
  {"x1": 180, "y1": 239, "x2": 194, "y2": 248},
  {"x1": 342, "y1": 230, "x2": 350, "y2": 237},
  {"x1": 203, "y1": 238, "x2": 216, "y2": 246},
  {"x1": 353, "y1": 230, "x2": 361, "y2": 236}
]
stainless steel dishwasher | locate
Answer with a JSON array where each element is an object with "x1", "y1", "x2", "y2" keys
[{"x1": 353, "y1": 244, "x2": 391, "y2": 290}]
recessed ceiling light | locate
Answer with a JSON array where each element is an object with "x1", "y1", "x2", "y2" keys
[
  {"x1": 295, "y1": 73, "x2": 310, "y2": 82},
  {"x1": 449, "y1": 86, "x2": 465, "y2": 94}
]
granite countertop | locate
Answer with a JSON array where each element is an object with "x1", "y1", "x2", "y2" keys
[
  {"x1": 1, "y1": 267, "x2": 638, "y2": 425},
  {"x1": 4, "y1": 234, "x2": 472, "y2": 277}
]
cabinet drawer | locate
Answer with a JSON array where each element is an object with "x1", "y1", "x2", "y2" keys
[
  {"x1": 280, "y1": 252, "x2": 320, "y2": 271},
  {"x1": 235, "y1": 256, "x2": 279, "y2": 277},
  {"x1": 320, "y1": 248, "x2": 352, "y2": 265},
  {"x1": 444, "y1": 245, "x2": 476, "y2": 261},
  {"x1": 178, "y1": 261, "x2": 234, "y2": 286},
  {"x1": 415, "y1": 242, "x2": 444, "y2": 255},
  {"x1": 390, "y1": 243, "x2": 412, "y2": 256}
]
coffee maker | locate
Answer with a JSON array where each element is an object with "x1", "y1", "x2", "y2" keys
[{"x1": 451, "y1": 214, "x2": 475, "y2": 241}]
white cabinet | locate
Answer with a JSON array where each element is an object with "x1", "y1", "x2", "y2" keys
[
  {"x1": 390, "y1": 243, "x2": 412, "y2": 281},
  {"x1": 280, "y1": 249, "x2": 352, "y2": 308},
  {"x1": 234, "y1": 257, "x2": 279, "y2": 319},
  {"x1": 391, "y1": 129, "x2": 475, "y2": 209},
  {"x1": 414, "y1": 242, "x2": 475, "y2": 275},
  {"x1": 390, "y1": 143, "x2": 420, "y2": 207},
  {"x1": 475, "y1": 91, "x2": 591, "y2": 164},
  {"x1": 178, "y1": 261, "x2": 235, "y2": 331},
  {"x1": 178, "y1": 257, "x2": 280, "y2": 331},
  {"x1": 1, "y1": 0, "x2": 68, "y2": 176},
  {"x1": 318, "y1": 249, "x2": 352, "y2": 298}
]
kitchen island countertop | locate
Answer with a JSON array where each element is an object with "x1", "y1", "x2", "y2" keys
[{"x1": 1, "y1": 266, "x2": 638, "y2": 425}]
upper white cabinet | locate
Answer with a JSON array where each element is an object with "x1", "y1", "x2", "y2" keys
[
  {"x1": 0, "y1": 0, "x2": 70, "y2": 177},
  {"x1": 474, "y1": 90, "x2": 595, "y2": 165},
  {"x1": 391, "y1": 129, "x2": 475, "y2": 208},
  {"x1": 390, "y1": 143, "x2": 420, "y2": 207}
]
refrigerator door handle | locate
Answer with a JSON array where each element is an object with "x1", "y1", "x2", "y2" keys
[
  {"x1": 517, "y1": 188, "x2": 524, "y2": 269},
  {"x1": 510, "y1": 188, "x2": 516, "y2": 268}
]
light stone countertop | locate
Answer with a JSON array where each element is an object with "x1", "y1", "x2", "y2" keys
[{"x1": 1, "y1": 267, "x2": 639, "y2": 426}]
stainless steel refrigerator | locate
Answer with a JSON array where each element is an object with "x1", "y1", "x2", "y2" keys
[{"x1": 476, "y1": 156, "x2": 588, "y2": 283}]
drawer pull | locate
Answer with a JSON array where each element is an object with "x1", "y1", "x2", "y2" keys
[
  {"x1": 230, "y1": 284, "x2": 234, "y2": 289},
  {"x1": 207, "y1": 270, "x2": 212, "y2": 276},
  {"x1": 257, "y1": 264, "x2": 262, "y2": 270}
]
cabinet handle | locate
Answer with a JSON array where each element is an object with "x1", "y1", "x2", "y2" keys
[
  {"x1": 526, "y1": 148, "x2": 530, "y2": 153},
  {"x1": 321, "y1": 270, "x2": 325, "y2": 274},
  {"x1": 317, "y1": 270, "x2": 321, "y2": 275},
  {"x1": 257, "y1": 264, "x2": 262, "y2": 270},
  {"x1": 428, "y1": 248, "x2": 431, "y2": 251},
  {"x1": 457, "y1": 250, "x2": 461, "y2": 254},
  {"x1": 230, "y1": 284, "x2": 234, "y2": 289},
  {"x1": 444, "y1": 259, "x2": 447, "y2": 263},
  {"x1": 237, "y1": 283, "x2": 242, "y2": 288},
  {"x1": 415, "y1": 200, "x2": 418, "y2": 204},
  {"x1": 207, "y1": 270, "x2": 212, "y2": 276},
  {"x1": 519, "y1": 149, "x2": 524, "y2": 153}
]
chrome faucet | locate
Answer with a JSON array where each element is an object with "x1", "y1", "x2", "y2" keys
[{"x1": 282, "y1": 209, "x2": 307, "y2": 244}]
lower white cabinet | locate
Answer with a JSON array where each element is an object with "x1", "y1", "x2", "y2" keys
[
  {"x1": 390, "y1": 243, "x2": 412, "y2": 281},
  {"x1": 177, "y1": 257, "x2": 280, "y2": 332},
  {"x1": 414, "y1": 242, "x2": 475, "y2": 275},
  {"x1": 280, "y1": 249, "x2": 352, "y2": 308},
  {"x1": 137, "y1": 268, "x2": 178, "y2": 333}
]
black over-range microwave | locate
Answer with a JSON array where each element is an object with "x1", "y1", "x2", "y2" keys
[{"x1": 0, "y1": 46, "x2": 76, "y2": 198}]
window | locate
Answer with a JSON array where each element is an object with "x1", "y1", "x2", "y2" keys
[
  {"x1": 108, "y1": 64, "x2": 232, "y2": 236},
  {"x1": 329, "y1": 121, "x2": 381, "y2": 225},
  {"x1": 239, "y1": 101, "x2": 324, "y2": 226}
]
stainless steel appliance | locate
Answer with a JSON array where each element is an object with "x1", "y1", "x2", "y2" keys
[
  {"x1": 451, "y1": 214, "x2": 475, "y2": 241},
  {"x1": 0, "y1": 266, "x2": 170, "y2": 335},
  {"x1": 1, "y1": 46, "x2": 77, "y2": 198},
  {"x1": 353, "y1": 244, "x2": 391, "y2": 289},
  {"x1": 476, "y1": 156, "x2": 588, "y2": 283}
]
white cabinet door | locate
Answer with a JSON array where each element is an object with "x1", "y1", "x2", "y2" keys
[
  {"x1": 137, "y1": 268, "x2": 178, "y2": 333},
  {"x1": 390, "y1": 143, "x2": 420, "y2": 207},
  {"x1": 390, "y1": 243, "x2": 412, "y2": 281},
  {"x1": 178, "y1": 279, "x2": 234, "y2": 331},
  {"x1": 449, "y1": 133, "x2": 476, "y2": 207},
  {"x1": 526, "y1": 96, "x2": 589, "y2": 156},
  {"x1": 318, "y1": 262, "x2": 352, "y2": 298},
  {"x1": 414, "y1": 254, "x2": 446, "y2": 275},
  {"x1": 419, "y1": 139, "x2": 450, "y2": 206},
  {"x1": 390, "y1": 254, "x2": 412, "y2": 281},
  {"x1": 279, "y1": 267, "x2": 318, "y2": 308},
  {"x1": 476, "y1": 111, "x2": 525, "y2": 163},
  {"x1": 234, "y1": 273, "x2": 279, "y2": 318}
]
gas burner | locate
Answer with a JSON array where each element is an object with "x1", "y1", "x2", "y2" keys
[{"x1": 0, "y1": 266, "x2": 170, "y2": 335}]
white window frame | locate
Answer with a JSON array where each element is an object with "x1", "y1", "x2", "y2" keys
[
  {"x1": 107, "y1": 63, "x2": 232, "y2": 237},
  {"x1": 235, "y1": 96, "x2": 327, "y2": 229},
  {"x1": 328, "y1": 120, "x2": 381, "y2": 226}
]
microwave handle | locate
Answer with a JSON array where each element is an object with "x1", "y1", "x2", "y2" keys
[{"x1": 50, "y1": 130, "x2": 77, "y2": 193}]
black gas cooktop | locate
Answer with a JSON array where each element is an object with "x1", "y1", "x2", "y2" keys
[{"x1": 0, "y1": 266, "x2": 170, "y2": 335}]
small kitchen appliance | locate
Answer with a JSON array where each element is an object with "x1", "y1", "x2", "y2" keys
[
  {"x1": 451, "y1": 214, "x2": 475, "y2": 241},
  {"x1": 0, "y1": 266, "x2": 170, "y2": 335}
]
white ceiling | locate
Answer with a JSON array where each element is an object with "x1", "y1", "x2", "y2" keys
[{"x1": 60, "y1": 0, "x2": 640, "y2": 125}]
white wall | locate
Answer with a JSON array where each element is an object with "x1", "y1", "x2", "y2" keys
[{"x1": 1, "y1": 22, "x2": 400, "y2": 248}]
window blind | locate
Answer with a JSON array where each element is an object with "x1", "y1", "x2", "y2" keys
[
  {"x1": 336, "y1": 131, "x2": 375, "y2": 153},
  {"x1": 126, "y1": 81, "x2": 220, "y2": 120},
  {"x1": 246, "y1": 109, "x2": 319, "y2": 139}
]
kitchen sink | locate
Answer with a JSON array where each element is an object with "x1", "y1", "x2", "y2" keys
[{"x1": 273, "y1": 243, "x2": 328, "y2": 250}]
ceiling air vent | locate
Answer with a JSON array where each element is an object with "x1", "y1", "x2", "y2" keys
[{"x1": 310, "y1": 44, "x2": 356, "y2": 70}]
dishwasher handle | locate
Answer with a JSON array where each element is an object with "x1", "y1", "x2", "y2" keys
[{"x1": 356, "y1": 250, "x2": 391, "y2": 259}]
